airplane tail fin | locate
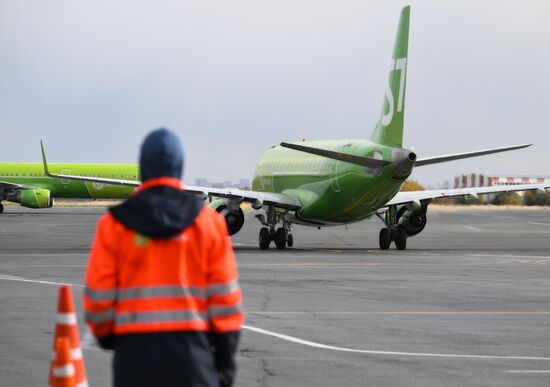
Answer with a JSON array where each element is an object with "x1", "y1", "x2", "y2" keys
[{"x1": 370, "y1": 6, "x2": 410, "y2": 148}]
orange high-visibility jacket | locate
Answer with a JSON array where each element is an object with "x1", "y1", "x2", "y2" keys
[{"x1": 84, "y1": 179, "x2": 243, "y2": 338}]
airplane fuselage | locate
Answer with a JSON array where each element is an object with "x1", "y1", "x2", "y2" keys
[
  {"x1": 0, "y1": 162, "x2": 138, "y2": 200},
  {"x1": 251, "y1": 139, "x2": 410, "y2": 225}
]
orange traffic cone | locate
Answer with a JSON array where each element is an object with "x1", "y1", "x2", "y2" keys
[
  {"x1": 51, "y1": 337, "x2": 76, "y2": 387},
  {"x1": 50, "y1": 286, "x2": 88, "y2": 387}
]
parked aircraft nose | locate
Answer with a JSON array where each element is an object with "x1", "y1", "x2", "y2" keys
[{"x1": 392, "y1": 147, "x2": 416, "y2": 176}]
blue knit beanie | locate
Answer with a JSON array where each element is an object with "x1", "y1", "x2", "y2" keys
[{"x1": 139, "y1": 128, "x2": 184, "y2": 182}]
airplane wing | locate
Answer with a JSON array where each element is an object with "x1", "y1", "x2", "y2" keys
[
  {"x1": 386, "y1": 183, "x2": 550, "y2": 206},
  {"x1": 40, "y1": 141, "x2": 303, "y2": 211},
  {"x1": 0, "y1": 180, "x2": 35, "y2": 191},
  {"x1": 185, "y1": 185, "x2": 303, "y2": 210}
]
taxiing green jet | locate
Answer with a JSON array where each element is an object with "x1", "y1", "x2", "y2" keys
[{"x1": 3, "y1": 6, "x2": 548, "y2": 250}]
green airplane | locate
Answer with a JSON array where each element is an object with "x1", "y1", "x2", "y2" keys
[
  {"x1": 3, "y1": 6, "x2": 548, "y2": 250},
  {"x1": 0, "y1": 162, "x2": 137, "y2": 211}
]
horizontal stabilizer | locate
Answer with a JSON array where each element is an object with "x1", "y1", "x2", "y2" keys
[
  {"x1": 280, "y1": 142, "x2": 389, "y2": 168},
  {"x1": 415, "y1": 144, "x2": 531, "y2": 167}
]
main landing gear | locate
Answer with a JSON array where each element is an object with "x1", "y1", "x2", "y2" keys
[
  {"x1": 259, "y1": 226, "x2": 293, "y2": 250},
  {"x1": 377, "y1": 205, "x2": 407, "y2": 250},
  {"x1": 256, "y1": 205, "x2": 294, "y2": 250}
]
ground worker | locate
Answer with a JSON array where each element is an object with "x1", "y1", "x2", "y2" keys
[{"x1": 84, "y1": 128, "x2": 243, "y2": 387}]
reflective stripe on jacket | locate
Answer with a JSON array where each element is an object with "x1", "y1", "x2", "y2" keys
[{"x1": 84, "y1": 181, "x2": 243, "y2": 337}]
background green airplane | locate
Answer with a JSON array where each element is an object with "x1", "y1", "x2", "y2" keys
[
  {"x1": 3, "y1": 6, "x2": 549, "y2": 250},
  {"x1": 0, "y1": 163, "x2": 137, "y2": 211}
]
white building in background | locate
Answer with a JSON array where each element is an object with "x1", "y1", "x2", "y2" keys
[
  {"x1": 194, "y1": 177, "x2": 208, "y2": 187},
  {"x1": 453, "y1": 174, "x2": 550, "y2": 200},
  {"x1": 238, "y1": 178, "x2": 250, "y2": 189},
  {"x1": 454, "y1": 174, "x2": 550, "y2": 189}
]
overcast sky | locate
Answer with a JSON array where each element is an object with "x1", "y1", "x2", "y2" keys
[{"x1": 1, "y1": 0, "x2": 549, "y2": 186}]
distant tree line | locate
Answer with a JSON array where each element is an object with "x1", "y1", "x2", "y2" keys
[{"x1": 400, "y1": 180, "x2": 550, "y2": 206}]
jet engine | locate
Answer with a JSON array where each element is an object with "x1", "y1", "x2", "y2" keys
[
  {"x1": 209, "y1": 199, "x2": 245, "y2": 236},
  {"x1": 8, "y1": 188, "x2": 55, "y2": 209},
  {"x1": 398, "y1": 206, "x2": 427, "y2": 237}
]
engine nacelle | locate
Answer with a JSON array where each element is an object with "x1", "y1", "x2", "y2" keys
[
  {"x1": 209, "y1": 199, "x2": 244, "y2": 236},
  {"x1": 398, "y1": 207, "x2": 427, "y2": 237},
  {"x1": 11, "y1": 189, "x2": 55, "y2": 209}
]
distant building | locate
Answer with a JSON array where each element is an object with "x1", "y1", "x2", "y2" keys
[
  {"x1": 208, "y1": 180, "x2": 234, "y2": 188},
  {"x1": 453, "y1": 173, "x2": 550, "y2": 199},
  {"x1": 238, "y1": 178, "x2": 250, "y2": 190},
  {"x1": 454, "y1": 174, "x2": 550, "y2": 189},
  {"x1": 195, "y1": 178, "x2": 249, "y2": 189},
  {"x1": 194, "y1": 177, "x2": 208, "y2": 187}
]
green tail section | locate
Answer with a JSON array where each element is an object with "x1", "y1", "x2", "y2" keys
[{"x1": 370, "y1": 5, "x2": 410, "y2": 147}]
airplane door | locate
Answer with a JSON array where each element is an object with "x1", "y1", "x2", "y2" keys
[
  {"x1": 330, "y1": 160, "x2": 341, "y2": 192},
  {"x1": 61, "y1": 169, "x2": 71, "y2": 185}
]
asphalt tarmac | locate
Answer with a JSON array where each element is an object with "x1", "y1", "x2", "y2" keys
[{"x1": 1, "y1": 206, "x2": 550, "y2": 386}]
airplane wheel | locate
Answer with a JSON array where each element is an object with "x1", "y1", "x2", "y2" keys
[
  {"x1": 274, "y1": 228, "x2": 287, "y2": 250},
  {"x1": 379, "y1": 228, "x2": 391, "y2": 250},
  {"x1": 394, "y1": 226, "x2": 407, "y2": 250},
  {"x1": 0, "y1": 203, "x2": 3, "y2": 213},
  {"x1": 259, "y1": 227, "x2": 271, "y2": 250},
  {"x1": 287, "y1": 233, "x2": 294, "y2": 247}
]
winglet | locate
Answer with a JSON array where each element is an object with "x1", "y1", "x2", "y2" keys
[{"x1": 40, "y1": 140, "x2": 52, "y2": 177}]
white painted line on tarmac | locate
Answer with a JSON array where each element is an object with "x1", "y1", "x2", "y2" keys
[
  {"x1": 246, "y1": 311, "x2": 550, "y2": 315},
  {"x1": 81, "y1": 328, "x2": 104, "y2": 352},
  {"x1": 242, "y1": 325, "x2": 550, "y2": 361},
  {"x1": 471, "y1": 254, "x2": 550, "y2": 260},
  {"x1": 507, "y1": 370, "x2": 550, "y2": 374},
  {"x1": 0, "y1": 274, "x2": 83, "y2": 288},
  {"x1": 0, "y1": 253, "x2": 86, "y2": 256},
  {"x1": 0, "y1": 264, "x2": 86, "y2": 268},
  {"x1": 4, "y1": 273, "x2": 549, "y2": 362},
  {"x1": 529, "y1": 222, "x2": 550, "y2": 227},
  {"x1": 463, "y1": 226, "x2": 486, "y2": 232},
  {"x1": 238, "y1": 263, "x2": 389, "y2": 267}
]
